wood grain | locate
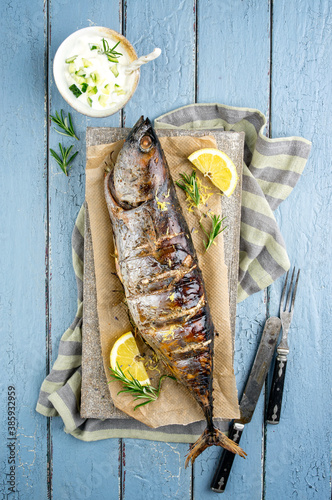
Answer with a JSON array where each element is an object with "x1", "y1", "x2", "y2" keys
[
  {"x1": 122, "y1": 1, "x2": 197, "y2": 496},
  {"x1": 194, "y1": 1, "x2": 272, "y2": 498},
  {"x1": 0, "y1": 0, "x2": 331, "y2": 498},
  {"x1": 47, "y1": 1, "x2": 122, "y2": 499},
  {"x1": 265, "y1": 1, "x2": 332, "y2": 498},
  {"x1": 0, "y1": 1, "x2": 48, "y2": 498}
]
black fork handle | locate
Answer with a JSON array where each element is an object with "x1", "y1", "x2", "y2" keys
[
  {"x1": 210, "y1": 422, "x2": 244, "y2": 493},
  {"x1": 266, "y1": 354, "x2": 288, "y2": 424}
]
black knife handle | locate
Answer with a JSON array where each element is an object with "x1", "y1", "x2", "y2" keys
[
  {"x1": 266, "y1": 354, "x2": 288, "y2": 424},
  {"x1": 210, "y1": 422, "x2": 244, "y2": 493}
]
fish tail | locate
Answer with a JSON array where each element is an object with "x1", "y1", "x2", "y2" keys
[{"x1": 184, "y1": 426, "x2": 247, "y2": 468}]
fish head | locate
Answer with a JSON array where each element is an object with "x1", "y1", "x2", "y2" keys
[{"x1": 112, "y1": 116, "x2": 167, "y2": 208}]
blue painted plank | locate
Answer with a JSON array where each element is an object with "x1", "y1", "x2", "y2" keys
[
  {"x1": 50, "y1": 418, "x2": 121, "y2": 500},
  {"x1": 0, "y1": 1, "x2": 48, "y2": 498},
  {"x1": 194, "y1": 1, "x2": 271, "y2": 497},
  {"x1": 196, "y1": 0, "x2": 271, "y2": 110},
  {"x1": 194, "y1": 297, "x2": 267, "y2": 499},
  {"x1": 124, "y1": 0, "x2": 196, "y2": 126},
  {"x1": 122, "y1": 440, "x2": 191, "y2": 500},
  {"x1": 2, "y1": 1, "x2": 328, "y2": 499},
  {"x1": 47, "y1": 4, "x2": 123, "y2": 498},
  {"x1": 121, "y1": 2, "x2": 196, "y2": 497},
  {"x1": 265, "y1": 1, "x2": 332, "y2": 498}
]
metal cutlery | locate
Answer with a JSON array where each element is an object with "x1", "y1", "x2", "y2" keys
[{"x1": 266, "y1": 268, "x2": 301, "y2": 424}]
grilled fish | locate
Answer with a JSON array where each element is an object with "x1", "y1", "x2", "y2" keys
[{"x1": 104, "y1": 116, "x2": 246, "y2": 466}]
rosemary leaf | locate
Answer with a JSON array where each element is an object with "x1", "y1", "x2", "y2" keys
[
  {"x1": 176, "y1": 171, "x2": 201, "y2": 206},
  {"x1": 50, "y1": 109, "x2": 79, "y2": 140},
  {"x1": 50, "y1": 143, "x2": 78, "y2": 176},
  {"x1": 134, "y1": 400, "x2": 153, "y2": 409},
  {"x1": 200, "y1": 214, "x2": 227, "y2": 251},
  {"x1": 99, "y1": 38, "x2": 123, "y2": 62},
  {"x1": 109, "y1": 363, "x2": 175, "y2": 411}
]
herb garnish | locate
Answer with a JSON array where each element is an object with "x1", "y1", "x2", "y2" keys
[
  {"x1": 50, "y1": 110, "x2": 79, "y2": 140},
  {"x1": 109, "y1": 363, "x2": 175, "y2": 410},
  {"x1": 176, "y1": 171, "x2": 200, "y2": 206},
  {"x1": 100, "y1": 38, "x2": 123, "y2": 63},
  {"x1": 50, "y1": 143, "x2": 78, "y2": 176},
  {"x1": 200, "y1": 214, "x2": 227, "y2": 251}
]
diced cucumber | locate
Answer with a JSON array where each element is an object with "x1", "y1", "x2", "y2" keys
[
  {"x1": 113, "y1": 85, "x2": 126, "y2": 96},
  {"x1": 110, "y1": 64, "x2": 119, "y2": 77},
  {"x1": 89, "y1": 44, "x2": 100, "y2": 51},
  {"x1": 98, "y1": 94, "x2": 109, "y2": 107},
  {"x1": 68, "y1": 63, "x2": 76, "y2": 74},
  {"x1": 69, "y1": 84, "x2": 82, "y2": 98},
  {"x1": 81, "y1": 83, "x2": 88, "y2": 93},
  {"x1": 65, "y1": 55, "x2": 78, "y2": 63},
  {"x1": 82, "y1": 58, "x2": 93, "y2": 68},
  {"x1": 102, "y1": 84, "x2": 112, "y2": 95},
  {"x1": 75, "y1": 68, "x2": 86, "y2": 77},
  {"x1": 90, "y1": 72, "x2": 101, "y2": 84},
  {"x1": 87, "y1": 85, "x2": 98, "y2": 96},
  {"x1": 73, "y1": 74, "x2": 87, "y2": 86},
  {"x1": 87, "y1": 97, "x2": 93, "y2": 107}
]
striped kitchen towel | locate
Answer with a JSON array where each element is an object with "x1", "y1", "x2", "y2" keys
[
  {"x1": 36, "y1": 103, "x2": 311, "y2": 440},
  {"x1": 154, "y1": 103, "x2": 312, "y2": 301}
]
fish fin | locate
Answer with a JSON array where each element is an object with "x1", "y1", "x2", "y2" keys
[{"x1": 184, "y1": 427, "x2": 246, "y2": 468}]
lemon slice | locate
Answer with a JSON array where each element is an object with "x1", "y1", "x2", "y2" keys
[
  {"x1": 110, "y1": 332, "x2": 150, "y2": 386},
  {"x1": 188, "y1": 148, "x2": 239, "y2": 197}
]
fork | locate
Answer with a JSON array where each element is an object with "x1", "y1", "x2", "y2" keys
[{"x1": 266, "y1": 268, "x2": 301, "y2": 424}]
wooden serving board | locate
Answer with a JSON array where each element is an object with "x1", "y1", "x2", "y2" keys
[{"x1": 81, "y1": 127, "x2": 244, "y2": 419}]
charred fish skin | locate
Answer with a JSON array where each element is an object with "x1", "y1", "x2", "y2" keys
[{"x1": 105, "y1": 116, "x2": 246, "y2": 465}]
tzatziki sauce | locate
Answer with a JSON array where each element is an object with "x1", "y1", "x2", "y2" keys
[{"x1": 64, "y1": 34, "x2": 137, "y2": 111}]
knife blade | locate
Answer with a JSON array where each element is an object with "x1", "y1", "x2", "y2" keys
[{"x1": 211, "y1": 316, "x2": 282, "y2": 493}]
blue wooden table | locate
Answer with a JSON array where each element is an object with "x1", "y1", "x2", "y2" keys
[{"x1": 1, "y1": 1, "x2": 331, "y2": 499}]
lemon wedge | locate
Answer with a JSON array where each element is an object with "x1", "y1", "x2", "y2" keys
[
  {"x1": 188, "y1": 148, "x2": 239, "y2": 197},
  {"x1": 110, "y1": 332, "x2": 150, "y2": 386}
]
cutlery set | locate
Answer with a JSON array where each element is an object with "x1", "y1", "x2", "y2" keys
[{"x1": 211, "y1": 268, "x2": 301, "y2": 493}]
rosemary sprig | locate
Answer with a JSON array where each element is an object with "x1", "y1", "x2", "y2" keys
[
  {"x1": 200, "y1": 214, "x2": 227, "y2": 251},
  {"x1": 109, "y1": 363, "x2": 175, "y2": 410},
  {"x1": 176, "y1": 171, "x2": 200, "y2": 206},
  {"x1": 50, "y1": 110, "x2": 79, "y2": 140},
  {"x1": 100, "y1": 38, "x2": 123, "y2": 62},
  {"x1": 50, "y1": 143, "x2": 78, "y2": 176}
]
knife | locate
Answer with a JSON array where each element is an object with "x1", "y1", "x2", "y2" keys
[{"x1": 210, "y1": 316, "x2": 282, "y2": 493}]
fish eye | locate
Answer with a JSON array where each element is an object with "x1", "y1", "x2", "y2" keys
[{"x1": 140, "y1": 135, "x2": 153, "y2": 152}]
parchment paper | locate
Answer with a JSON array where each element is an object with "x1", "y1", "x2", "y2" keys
[{"x1": 85, "y1": 135, "x2": 240, "y2": 428}]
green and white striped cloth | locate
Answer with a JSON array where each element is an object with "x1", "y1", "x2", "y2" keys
[{"x1": 36, "y1": 103, "x2": 311, "y2": 440}]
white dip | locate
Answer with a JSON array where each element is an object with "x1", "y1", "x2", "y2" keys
[{"x1": 64, "y1": 34, "x2": 137, "y2": 111}]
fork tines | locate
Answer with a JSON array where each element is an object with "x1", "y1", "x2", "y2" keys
[{"x1": 280, "y1": 268, "x2": 301, "y2": 314}]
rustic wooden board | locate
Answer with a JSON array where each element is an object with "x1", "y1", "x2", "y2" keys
[{"x1": 81, "y1": 127, "x2": 244, "y2": 419}]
